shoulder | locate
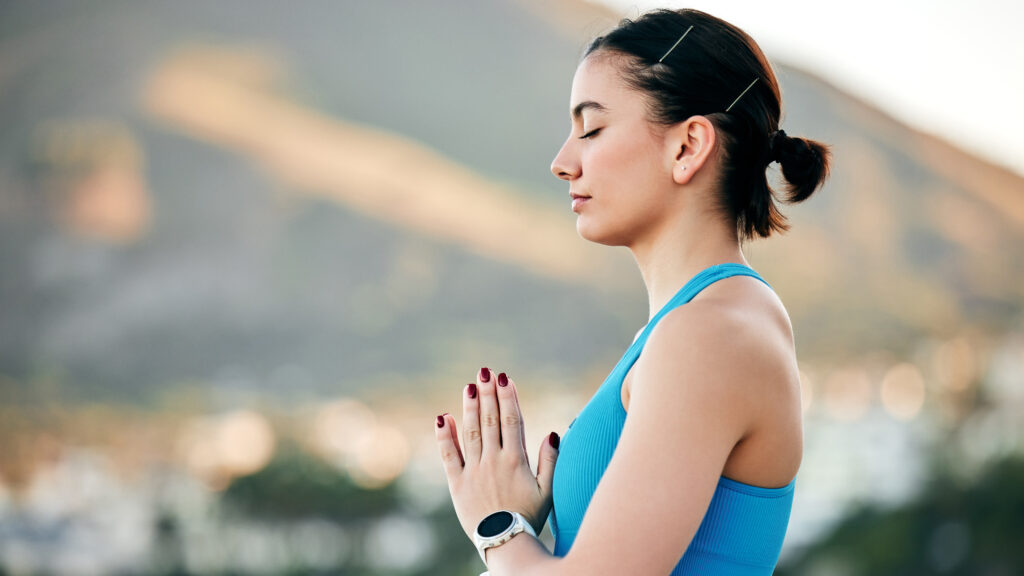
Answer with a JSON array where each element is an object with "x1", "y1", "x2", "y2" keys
[
  {"x1": 656, "y1": 273, "x2": 792, "y2": 362},
  {"x1": 633, "y1": 276, "x2": 797, "y2": 426}
]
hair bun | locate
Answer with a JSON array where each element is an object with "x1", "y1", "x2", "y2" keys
[
  {"x1": 768, "y1": 129, "x2": 787, "y2": 163},
  {"x1": 770, "y1": 130, "x2": 830, "y2": 204}
]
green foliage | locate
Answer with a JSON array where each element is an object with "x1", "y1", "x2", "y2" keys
[
  {"x1": 218, "y1": 442, "x2": 483, "y2": 574},
  {"x1": 777, "y1": 456, "x2": 1024, "y2": 575},
  {"x1": 222, "y1": 441, "x2": 398, "y2": 521}
]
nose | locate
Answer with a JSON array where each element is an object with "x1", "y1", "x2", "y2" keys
[{"x1": 550, "y1": 138, "x2": 580, "y2": 182}]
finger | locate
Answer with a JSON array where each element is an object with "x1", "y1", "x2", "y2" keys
[
  {"x1": 435, "y1": 413, "x2": 464, "y2": 479},
  {"x1": 446, "y1": 413, "x2": 465, "y2": 466},
  {"x1": 477, "y1": 366, "x2": 501, "y2": 457},
  {"x1": 462, "y1": 381, "x2": 482, "y2": 464},
  {"x1": 537, "y1": 432, "x2": 560, "y2": 502},
  {"x1": 496, "y1": 372, "x2": 526, "y2": 463},
  {"x1": 507, "y1": 375, "x2": 528, "y2": 458}
]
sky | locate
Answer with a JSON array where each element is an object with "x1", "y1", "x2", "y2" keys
[{"x1": 596, "y1": 0, "x2": 1024, "y2": 176}]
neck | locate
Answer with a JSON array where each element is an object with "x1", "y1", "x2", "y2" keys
[{"x1": 628, "y1": 211, "x2": 747, "y2": 321}]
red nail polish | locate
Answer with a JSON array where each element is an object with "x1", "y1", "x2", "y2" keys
[
  {"x1": 549, "y1": 431, "x2": 560, "y2": 449},
  {"x1": 436, "y1": 415, "x2": 445, "y2": 428},
  {"x1": 480, "y1": 367, "x2": 491, "y2": 382},
  {"x1": 467, "y1": 383, "x2": 477, "y2": 398},
  {"x1": 498, "y1": 372, "x2": 508, "y2": 387}
]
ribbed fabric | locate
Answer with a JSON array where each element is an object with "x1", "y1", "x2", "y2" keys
[{"x1": 549, "y1": 263, "x2": 796, "y2": 575}]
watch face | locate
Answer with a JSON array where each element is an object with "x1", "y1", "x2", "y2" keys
[{"x1": 478, "y1": 511, "x2": 514, "y2": 538}]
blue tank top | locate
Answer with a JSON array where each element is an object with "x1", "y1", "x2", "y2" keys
[{"x1": 549, "y1": 263, "x2": 796, "y2": 575}]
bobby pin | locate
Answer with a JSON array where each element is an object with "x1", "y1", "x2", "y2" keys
[
  {"x1": 725, "y1": 78, "x2": 759, "y2": 112},
  {"x1": 658, "y1": 25, "x2": 694, "y2": 63}
]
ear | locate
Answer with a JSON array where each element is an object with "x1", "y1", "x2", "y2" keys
[{"x1": 666, "y1": 116, "x2": 716, "y2": 185}]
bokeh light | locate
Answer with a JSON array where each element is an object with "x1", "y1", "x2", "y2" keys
[
  {"x1": 177, "y1": 410, "x2": 276, "y2": 488},
  {"x1": 822, "y1": 368, "x2": 873, "y2": 422},
  {"x1": 310, "y1": 398, "x2": 377, "y2": 460},
  {"x1": 308, "y1": 398, "x2": 411, "y2": 488},
  {"x1": 880, "y1": 362, "x2": 926, "y2": 420},
  {"x1": 350, "y1": 424, "x2": 410, "y2": 490},
  {"x1": 932, "y1": 337, "x2": 977, "y2": 392}
]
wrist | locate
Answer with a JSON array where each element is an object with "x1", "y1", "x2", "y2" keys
[
  {"x1": 473, "y1": 510, "x2": 537, "y2": 566},
  {"x1": 480, "y1": 527, "x2": 553, "y2": 575}
]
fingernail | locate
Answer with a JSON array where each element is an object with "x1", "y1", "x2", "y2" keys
[
  {"x1": 498, "y1": 372, "x2": 508, "y2": 387},
  {"x1": 467, "y1": 383, "x2": 477, "y2": 399},
  {"x1": 436, "y1": 415, "x2": 445, "y2": 428},
  {"x1": 480, "y1": 367, "x2": 491, "y2": 382},
  {"x1": 548, "y1": 432, "x2": 560, "y2": 449}
]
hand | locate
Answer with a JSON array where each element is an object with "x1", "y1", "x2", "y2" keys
[{"x1": 435, "y1": 367, "x2": 560, "y2": 541}]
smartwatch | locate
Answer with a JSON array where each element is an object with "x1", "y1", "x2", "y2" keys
[{"x1": 473, "y1": 510, "x2": 537, "y2": 565}]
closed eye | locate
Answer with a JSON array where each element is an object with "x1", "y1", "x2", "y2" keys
[{"x1": 579, "y1": 128, "x2": 602, "y2": 140}]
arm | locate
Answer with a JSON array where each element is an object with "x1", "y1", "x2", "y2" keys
[{"x1": 437, "y1": 305, "x2": 772, "y2": 575}]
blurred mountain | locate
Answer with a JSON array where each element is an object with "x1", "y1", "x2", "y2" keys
[{"x1": 0, "y1": 0, "x2": 1020, "y2": 403}]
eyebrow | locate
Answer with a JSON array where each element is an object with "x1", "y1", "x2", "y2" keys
[{"x1": 571, "y1": 100, "x2": 608, "y2": 122}]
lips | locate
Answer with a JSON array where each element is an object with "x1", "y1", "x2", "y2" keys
[{"x1": 570, "y1": 192, "x2": 591, "y2": 212}]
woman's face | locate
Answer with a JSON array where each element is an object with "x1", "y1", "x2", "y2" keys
[{"x1": 550, "y1": 54, "x2": 679, "y2": 247}]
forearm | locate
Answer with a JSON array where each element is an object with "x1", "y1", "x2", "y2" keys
[{"x1": 483, "y1": 532, "x2": 566, "y2": 576}]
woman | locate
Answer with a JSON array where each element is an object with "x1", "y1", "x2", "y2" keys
[{"x1": 434, "y1": 8, "x2": 830, "y2": 575}]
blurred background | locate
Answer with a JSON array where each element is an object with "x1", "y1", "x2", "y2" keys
[{"x1": 1, "y1": 0, "x2": 1022, "y2": 574}]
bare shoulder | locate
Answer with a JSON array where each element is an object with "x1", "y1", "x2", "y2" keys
[
  {"x1": 688, "y1": 273, "x2": 794, "y2": 347},
  {"x1": 642, "y1": 275, "x2": 795, "y2": 385},
  {"x1": 633, "y1": 274, "x2": 801, "y2": 440}
]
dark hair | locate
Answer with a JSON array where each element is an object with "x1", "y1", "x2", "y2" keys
[{"x1": 585, "y1": 9, "x2": 831, "y2": 240}]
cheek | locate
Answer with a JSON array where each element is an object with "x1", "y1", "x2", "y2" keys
[
  {"x1": 589, "y1": 134, "x2": 663, "y2": 184},
  {"x1": 585, "y1": 144, "x2": 635, "y2": 192}
]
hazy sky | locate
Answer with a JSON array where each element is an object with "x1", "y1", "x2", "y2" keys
[{"x1": 597, "y1": 0, "x2": 1024, "y2": 176}]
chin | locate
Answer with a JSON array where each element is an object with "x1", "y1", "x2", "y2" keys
[{"x1": 576, "y1": 215, "x2": 629, "y2": 247}]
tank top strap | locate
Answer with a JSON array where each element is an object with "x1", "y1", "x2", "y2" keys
[{"x1": 612, "y1": 263, "x2": 770, "y2": 377}]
